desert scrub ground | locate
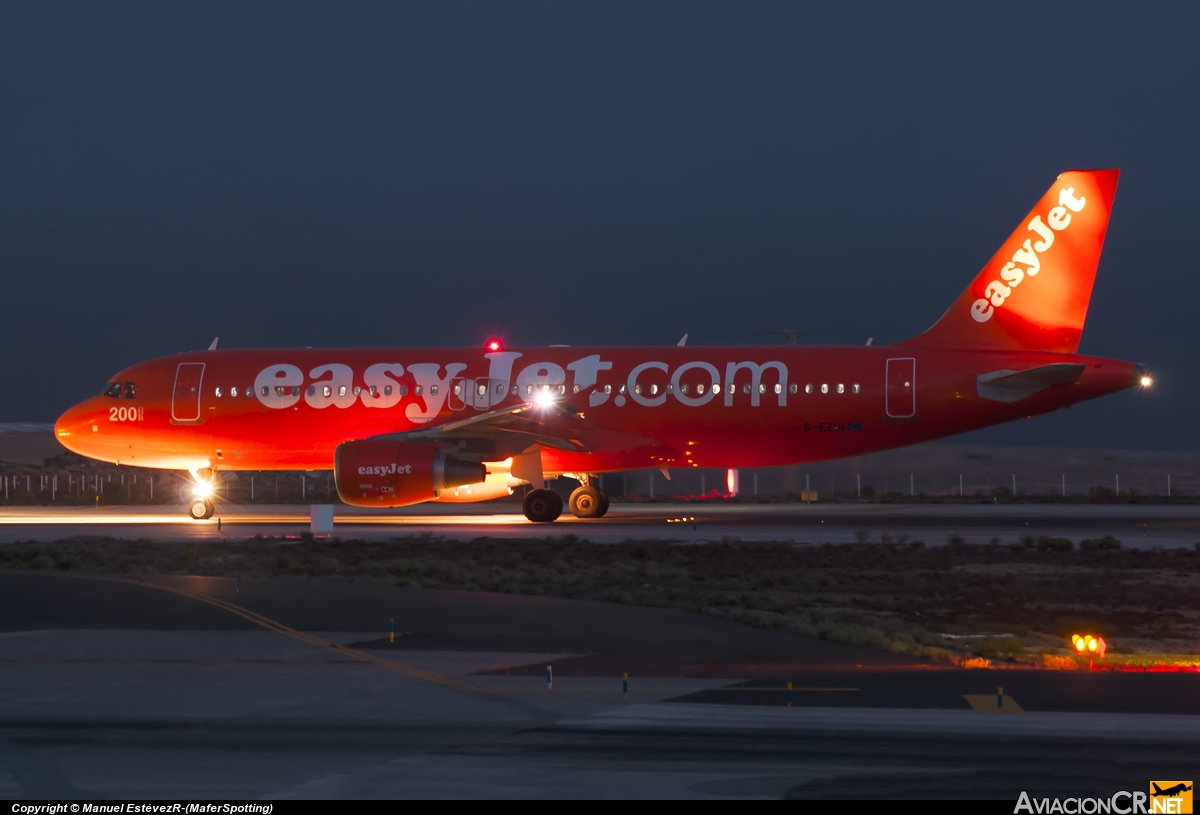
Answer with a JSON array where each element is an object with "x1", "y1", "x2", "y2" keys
[{"x1": 2, "y1": 534, "x2": 1197, "y2": 666}]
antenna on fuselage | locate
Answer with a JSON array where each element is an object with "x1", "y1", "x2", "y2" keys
[
  {"x1": 208, "y1": 337, "x2": 219, "y2": 350},
  {"x1": 866, "y1": 338, "x2": 873, "y2": 346},
  {"x1": 677, "y1": 334, "x2": 688, "y2": 347}
]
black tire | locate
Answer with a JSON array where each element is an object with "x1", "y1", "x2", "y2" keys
[
  {"x1": 523, "y1": 488, "x2": 563, "y2": 522},
  {"x1": 598, "y1": 489, "x2": 610, "y2": 518},
  {"x1": 188, "y1": 499, "x2": 214, "y2": 520},
  {"x1": 569, "y1": 485, "x2": 606, "y2": 519}
]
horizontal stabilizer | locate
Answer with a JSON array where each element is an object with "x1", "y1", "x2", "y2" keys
[{"x1": 977, "y1": 363, "x2": 1085, "y2": 403}]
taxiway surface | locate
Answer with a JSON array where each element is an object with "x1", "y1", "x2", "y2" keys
[
  {"x1": 0, "y1": 501, "x2": 1196, "y2": 547},
  {"x1": 0, "y1": 572, "x2": 1196, "y2": 799}
]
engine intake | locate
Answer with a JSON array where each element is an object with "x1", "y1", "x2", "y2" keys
[{"x1": 334, "y1": 439, "x2": 486, "y2": 507}]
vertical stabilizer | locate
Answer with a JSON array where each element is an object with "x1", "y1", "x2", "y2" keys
[{"x1": 903, "y1": 169, "x2": 1119, "y2": 353}]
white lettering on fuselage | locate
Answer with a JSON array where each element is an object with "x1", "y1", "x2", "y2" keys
[
  {"x1": 405, "y1": 363, "x2": 467, "y2": 424},
  {"x1": 970, "y1": 186, "x2": 1087, "y2": 323},
  {"x1": 251, "y1": 355, "x2": 795, "y2": 417},
  {"x1": 109, "y1": 406, "x2": 144, "y2": 422},
  {"x1": 358, "y1": 463, "x2": 412, "y2": 476}
]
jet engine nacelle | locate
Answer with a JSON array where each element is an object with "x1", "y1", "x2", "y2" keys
[
  {"x1": 334, "y1": 439, "x2": 486, "y2": 508},
  {"x1": 434, "y1": 470, "x2": 522, "y2": 503}
]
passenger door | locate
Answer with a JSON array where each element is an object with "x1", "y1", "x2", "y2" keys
[
  {"x1": 885, "y1": 357, "x2": 916, "y2": 419},
  {"x1": 171, "y1": 362, "x2": 205, "y2": 423}
]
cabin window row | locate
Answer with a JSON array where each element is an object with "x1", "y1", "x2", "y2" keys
[
  {"x1": 214, "y1": 384, "x2": 422, "y2": 398},
  {"x1": 513, "y1": 382, "x2": 863, "y2": 397},
  {"x1": 620, "y1": 382, "x2": 863, "y2": 396},
  {"x1": 210, "y1": 381, "x2": 862, "y2": 400}
]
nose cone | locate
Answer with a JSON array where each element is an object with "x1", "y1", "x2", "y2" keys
[{"x1": 54, "y1": 402, "x2": 94, "y2": 456}]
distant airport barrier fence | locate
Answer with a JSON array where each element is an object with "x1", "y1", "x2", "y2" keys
[
  {"x1": 601, "y1": 468, "x2": 1200, "y2": 501},
  {"x1": 1, "y1": 465, "x2": 1200, "y2": 505},
  {"x1": 0, "y1": 469, "x2": 340, "y2": 506}
]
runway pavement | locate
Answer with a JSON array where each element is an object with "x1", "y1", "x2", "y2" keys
[
  {"x1": 0, "y1": 571, "x2": 1196, "y2": 799},
  {"x1": 0, "y1": 501, "x2": 1197, "y2": 547}
]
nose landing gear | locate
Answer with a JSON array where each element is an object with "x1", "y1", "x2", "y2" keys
[
  {"x1": 188, "y1": 498, "x2": 215, "y2": 520},
  {"x1": 187, "y1": 468, "x2": 217, "y2": 521}
]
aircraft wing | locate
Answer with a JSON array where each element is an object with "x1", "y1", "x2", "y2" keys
[{"x1": 351, "y1": 398, "x2": 679, "y2": 469}]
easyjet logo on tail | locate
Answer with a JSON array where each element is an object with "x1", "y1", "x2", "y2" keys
[{"x1": 970, "y1": 186, "x2": 1088, "y2": 323}]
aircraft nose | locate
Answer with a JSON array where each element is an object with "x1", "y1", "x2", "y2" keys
[{"x1": 54, "y1": 401, "x2": 96, "y2": 455}]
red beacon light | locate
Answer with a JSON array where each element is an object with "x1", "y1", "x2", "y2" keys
[{"x1": 485, "y1": 337, "x2": 503, "y2": 353}]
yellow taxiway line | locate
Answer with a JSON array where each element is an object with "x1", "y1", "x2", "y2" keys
[
  {"x1": 30, "y1": 571, "x2": 480, "y2": 694},
  {"x1": 0, "y1": 512, "x2": 533, "y2": 525}
]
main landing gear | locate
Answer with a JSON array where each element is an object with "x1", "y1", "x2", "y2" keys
[
  {"x1": 568, "y1": 484, "x2": 609, "y2": 519},
  {"x1": 522, "y1": 483, "x2": 611, "y2": 522},
  {"x1": 522, "y1": 489, "x2": 563, "y2": 523}
]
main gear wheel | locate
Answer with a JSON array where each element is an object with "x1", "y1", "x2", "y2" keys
[
  {"x1": 523, "y1": 488, "x2": 564, "y2": 522},
  {"x1": 568, "y1": 485, "x2": 608, "y2": 518}
]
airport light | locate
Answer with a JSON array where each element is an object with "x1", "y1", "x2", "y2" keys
[{"x1": 1071, "y1": 633, "x2": 1106, "y2": 658}]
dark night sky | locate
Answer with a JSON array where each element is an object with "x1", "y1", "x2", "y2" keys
[{"x1": 1, "y1": 3, "x2": 1197, "y2": 449}]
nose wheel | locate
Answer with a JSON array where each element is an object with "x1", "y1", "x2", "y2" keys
[
  {"x1": 522, "y1": 488, "x2": 564, "y2": 522},
  {"x1": 568, "y1": 485, "x2": 609, "y2": 518},
  {"x1": 188, "y1": 498, "x2": 215, "y2": 520},
  {"x1": 187, "y1": 467, "x2": 218, "y2": 521}
]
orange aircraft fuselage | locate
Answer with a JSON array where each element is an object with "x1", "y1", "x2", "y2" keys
[{"x1": 55, "y1": 344, "x2": 1137, "y2": 475}]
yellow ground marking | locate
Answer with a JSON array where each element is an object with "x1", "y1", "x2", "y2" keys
[
  {"x1": 2, "y1": 658, "x2": 368, "y2": 665},
  {"x1": 963, "y1": 694, "x2": 1024, "y2": 714},
  {"x1": 28, "y1": 572, "x2": 480, "y2": 694},
  {"x1": 0, "y1": 512, "x2": 536, "y2": 526},
  {"x1": 0, "y1": 503, "x2": 917, "y2": 526},
  {"x1": 11, "y1": 572, "x2": 863, "y2": 700},
  {"x1": 710, "y1": 686, "x2": 859, "y2": 692},
  {"x1": 489, "y1": 686, "x2": 860, "y2": 693}
]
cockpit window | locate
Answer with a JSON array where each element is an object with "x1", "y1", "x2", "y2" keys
[
  {"x1": 122, "y1": 382, "x2": 137, "y2": 399},
  {"x1": 103, "y1": 382, "x2": 123, "y2": 399}
]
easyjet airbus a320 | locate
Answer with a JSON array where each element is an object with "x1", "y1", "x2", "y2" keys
[{"x1": 56, "y1": 169, "x2": 1146, "y2": 522}]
